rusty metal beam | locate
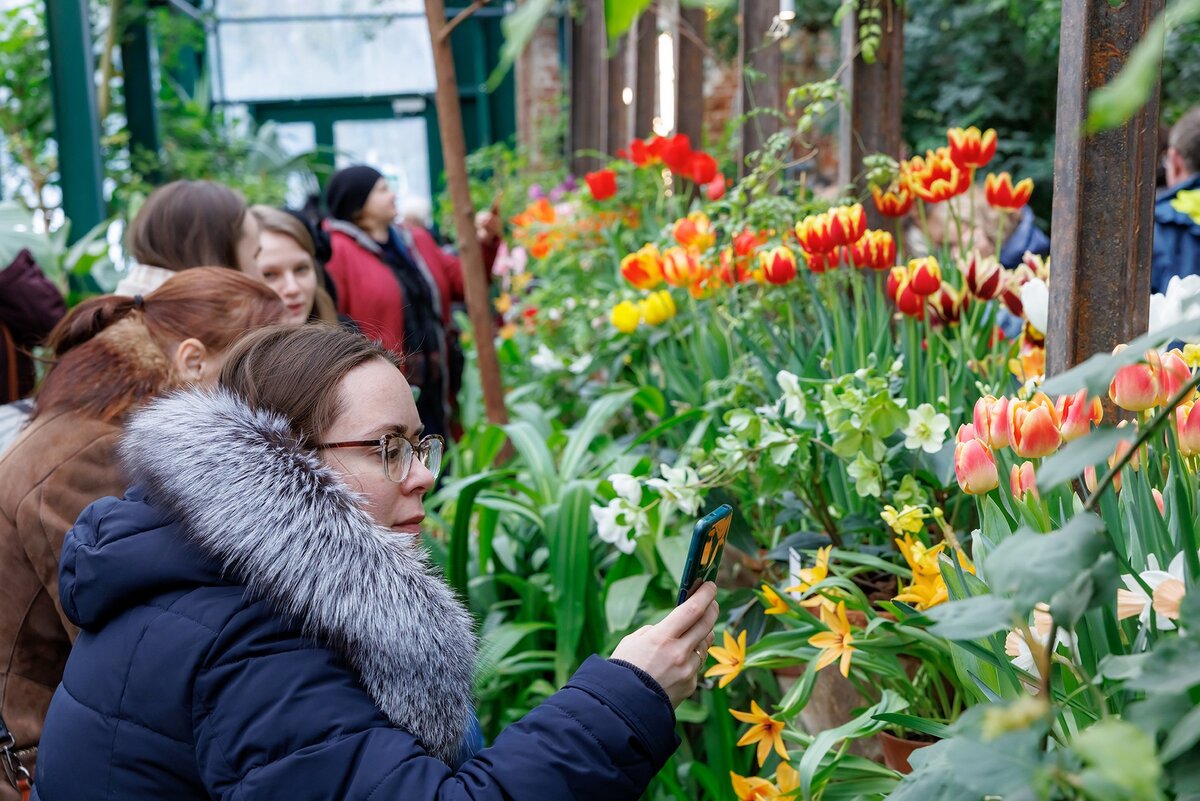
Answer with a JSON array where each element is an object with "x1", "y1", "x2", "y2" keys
[
  {"x1": 607, "y1": 33, "x2": 632, "y2": 155},
  {"x1": 676, "y1": 5, "x2": 705, "y2": 147},
  {"x1": 569, "y1": 0, "x2": 608, "y2": 174},
  {"x1": 738, "y1": 0, "x2": 782, "y2": 172},
  {"x1": 838, "y1": 0, "x2": 904, "y2": 229},
  {"x1": 1047, "y1": 0, "x2": 1162, "y2": 375},
  {"x1": 634, "y1": 10, "x2": 657, "y2": 138}
]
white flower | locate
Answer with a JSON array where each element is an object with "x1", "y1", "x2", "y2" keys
[
  {"x1": 547, "y1": 308, "x2": 562, "y2": 322},
  {"x1": 530, "y1": 344, "x2": 565, "y2": 373},
  {"x1": 727, "y1": 409, "x2": 756, "y2": 435},
  {"x1": 776, "y1": 370, "x2": 807, "y2": 424},
  {"x1": 901, "y1": 403, "x2": 951, "y2": 453},
  {"x1": 590, "y1": 502, "x2": 637, "y2": 554},
  {"x1": 609, "y1": 473, "x2": 642, "y2": 504},
  {"x1": 760, "y1": 424, "x2": 798, "y2": 467},
  {"x1": 1148, "y1": 274, "x2": 1200, "y2": 337},
  {"x1": 568, "y1": 354, "x2": 593, "y2": 375},
  {"x1": 1019, "y1": 278, "x2": 1049, "y2": 334},
  {"x1": 1005, "y1": 604, "x2": 1075, "y2": 681},
  {"x1": 646, "y1": 463, "x2": 702, "y2": 515},
  {"x1": 1117, "y1": 553, "x2": 1186, "y2": 631},
  {"x1": 847, "y1": 453, "x2": 882, "y2": 497},
  {"x1": 713, "y1": 435, "x2": 747, "y2": 471},
  {"x1": 564, "y1": 297, "x2": 578, "y2": 311}
]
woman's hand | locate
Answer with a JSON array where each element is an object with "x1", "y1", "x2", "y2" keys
[{"x1": 610, "y1": 582, "x2": 719, "y2": 708}]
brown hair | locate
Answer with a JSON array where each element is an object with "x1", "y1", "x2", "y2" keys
[
  {"x1": 248, "y1": 205, "x2": 339, "y2": 325},
  {"x1": 129, "y1": 180, "x2": 248, "y2": 272},
  {"x1": 218, "y1": 325, "x2": 399, "y2": 444},
  {"x1": 1169, "y1": 106, "x2": 1200, "y2": 175},
  {"x1": 35, "y1": 268, "x2": 285, "y2": 422}
]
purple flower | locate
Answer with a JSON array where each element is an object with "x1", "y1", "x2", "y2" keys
[{"x1": 528, "y1": 183, "x2": 546, "y2": 201}]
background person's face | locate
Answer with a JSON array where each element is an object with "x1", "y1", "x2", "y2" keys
[
  {"x1": 252, "y1": 230, "x2": 317, "y2": 325},
  {"x1": 318, "y1": 359, "x2": 434, "y2": 533},
  {"x1": 235, "y1": 212, "x2": 263, "y2": 272},
  {"x1": 360, "y1": 178, "x2": 398, "y2": 230}
]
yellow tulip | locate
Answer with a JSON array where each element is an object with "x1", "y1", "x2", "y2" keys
[{"x1": 609, "y1": 300, "x2": 641, "y2": 334}]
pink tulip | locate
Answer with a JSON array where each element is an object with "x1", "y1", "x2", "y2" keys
[
  {"x1": 955, "y1": 434, "x2": 1000, "y2": 495},
  {"x1": 1109, "y1": 346, "x2": 1162, "y2": 412},
  {"x1": 1160, "y1": 349, "x2": 1194, "y2": 403},
  {"x1": 1153, "y1": 488, "x2": 1165, "y2": 517},
  {"x1": 1176, "y1": 400, "x2": 1200, "y2": 457},
  {"x1": 973, "y1": 395, "x2": 1011, "y2": 450},
  {"x1": 1055, "y1": 389, "x2": 1102, "y2": 442},
  {"x1": 1010, "y1": 461, "x2": 1038, "y2": 501},
  {"x1": 1008, "y1": 393, "x2": 1062, "y2": 459}
]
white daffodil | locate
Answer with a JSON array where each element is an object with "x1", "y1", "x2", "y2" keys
[
  {"x1": 1019, "y1": 278, "x2": 1049, "y2": 335},
  {"x1": 901, "y1": 403, "x2": 952, "y2": 453},
  {"x1": 1117, "y1": 553, "x2": 1189, "y2": 631},
  {"x1": 776, "y1": 370, "x2": 807, "y2": 424},
  {"x1": 1005, "y1": 604, "x2": 1075, "y2": 682},
  {"x1": 1148, "y1": 274, "x2": 1200, "y2": 337},
  {"x1": 760, "y1": 424, "x2": 799, "y2": 467},
  {"x1": 647, "y1": 463, "x2": 702, "y2": 515},
  {"x1": 530, "y1": 344, "x2": 565, "y2": 373}
]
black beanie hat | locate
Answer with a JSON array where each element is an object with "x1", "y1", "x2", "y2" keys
[{"x1": 326, "y1": 165, "x2": 384, "y2": 222}]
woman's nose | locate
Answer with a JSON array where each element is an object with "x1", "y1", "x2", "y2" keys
[{"x1": 402, "y1": 456, "x2": 436, "y2": 496}]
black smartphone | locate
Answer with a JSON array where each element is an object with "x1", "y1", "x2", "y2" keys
[{"x1": 676, "y1": 504, "x2": 734, "y2": 605}]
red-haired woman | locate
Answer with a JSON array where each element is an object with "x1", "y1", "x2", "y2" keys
[{"x1": 0, "y1": 269, "x2": 284, "y2": 798}]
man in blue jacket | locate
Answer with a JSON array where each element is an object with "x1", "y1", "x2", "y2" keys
[{"x1": 1152, "y1": 106, "x2": 1200, "y2": 294}]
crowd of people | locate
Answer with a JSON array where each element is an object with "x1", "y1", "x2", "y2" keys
[{"x1": 0, "y1": 167, "x2": 719, "y2": 800}]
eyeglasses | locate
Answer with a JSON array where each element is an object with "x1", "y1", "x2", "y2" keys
[{"x1": 315, "y1": 433, "x2": 444, "y2": 483}]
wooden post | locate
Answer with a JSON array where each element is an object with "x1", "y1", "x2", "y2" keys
[
  {"x1": 838, "y1": 0, "x2": 904, "y2": 229},
  {"x1": 738, "y1": 0, "x2": 782, "y2": 171},
  {"x1": 424, "y1": 0, "x2": 509, "y2": 428},
  {"x1": 634, "y1": 11, "x2": 657, "y2": 138},
  {"x1": 569, "y1": 0, "x2": 608, "y2": 174},
  {"x1": 1046, "y1": 0, "x2": 1162, "y2": 375},
  {"x1": 606, "y1": 33, "x2": 632, "y2": 155},
  {"x1": 676, "y1": 6, "x2": 705, "y2": 147}
]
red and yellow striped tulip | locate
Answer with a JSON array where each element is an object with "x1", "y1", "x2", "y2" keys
[
  {"x1": 947, "y1": 126, "x2": 998, "y2": 170},
  {"x1": 908, "y1": 148, "x2": 970, "y2": 204},
  {"x1": 908, "y1": 256, "x2": 943, "y2": 296},
  {"x1": 929, "y1": 283, "x2": 966, "y2": 325},
  {"x1": 804, "y1": 248, "x2": 842, "y2": 274},
  {"x1": 673, "y1": 211, "x2": 716, "y2": 252},
  {"x1": 661, "y1": 246, "x2": 706, "y2": 289},
  {"x1": 1010, "y1": 461, "x2": 1038, "y2": 501},
  {"x1": 955, "y1": 427, "x2": 1000, "y2": 494},
  {"x1": 619, "y1": 244, "x2": 663, "y2": 289},
  {"x1": 959, "y1": 252, "x2": 1003, "y2": 300},
  {"x1": 847, "y1": 230, "x2": 896, "y2": 271},
  {"x1": 985, "y1": 172, "x2": 1034, "y2": 210},
  {"x1": 1056, "y1": 389, "x2": 1103, "y2": 442},
  {"x1": 760, "y1": 246, "x2": 798, "y2": 285},
  {"x1": 872, "y1": 184, "x2": 915, "y2": 218},
  {"x1": 1176, "y1": 400, "x2": 1200, "y2": 457},
  {"x1": 1008, "y1": 393, "x2": 1062, "y2": 458},
  {"x1": 829, "y1": 204, "x2": 867, "y2": 248},
  {"x1": 1109, "y1": 346, "x2": 1163, "y2": 412}
]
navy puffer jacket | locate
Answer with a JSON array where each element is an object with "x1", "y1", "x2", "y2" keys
[
  {"x1": 1152, "y1": 173, "x2": 1200, "y2": 294},
  {"x1": 32, "y1": 390, "x2": 679, "y2": 800}
]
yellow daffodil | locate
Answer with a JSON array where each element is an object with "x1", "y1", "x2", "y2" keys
[
  {"x1": 705, "y1": 629, "x2": 747, "y2": 688},
  {"x1": 809, "y1": 601, "x2": 856, "y2": 678},
  {"x1": 730, "y1": 772, "x2": 782, "y2": 801},
  {"x1": 730, "y1": 700, "x2": 790, "y2": 766},
  {"x1": 1184, "y1": 343, "x2": 1200, "y2": 370},
  {"x1": 761, "y1": 584, "x2": 790, "y2": 615},
  {"x1": 881, "y1": 504, "x2": 927, "y2": 536},
  {"x1": 784, "y1": 545, "x2": 836, "y2": 612}
]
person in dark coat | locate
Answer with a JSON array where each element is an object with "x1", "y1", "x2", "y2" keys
[
  {"x1": 31, "y1": 324, "x2": 717, "y2": 800},
  {"x1": 1152, "y1": 106, "x2": 1200, "y2": 294},
  {"x1": 0, "y1": 249, "x2": 65, "y2": 403}
]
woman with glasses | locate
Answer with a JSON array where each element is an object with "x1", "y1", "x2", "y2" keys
[{"x1": 30, "y1": 324, "x2": 718, "y2": 801}]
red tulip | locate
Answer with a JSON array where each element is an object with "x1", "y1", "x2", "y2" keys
[
  {"x1": 1109, "y1": 346, "x2": 1163, "y2": 412},
  {"x1": 848, "y1": 230, "x2": 896, "y2": 271},
  {"x1": 1056, "y1": 389, "x2": 1102, "y2": 442},
  {"x1": 960, "y1": 252, "x2": 1003, "y2": 300},
  {"x1": 804, "y1": 248, "x2": 842, "y2": 274},
  {"x1": 690, "y1": 152, "x2": 719, "y2": 185},
  {"x1": 705, "y1": 173, "x2": 727, "y2": 200},
  {"x1": 795, "y1": 214, "x2": 837, "y2": 254},
  {"x1": 973, "y1": 395, "x2": 1011, "y2": 450},
  {"x1": 1010, "y1": 461, "x2": 1038, "y2": 501},
  {"x1": 584, "y1": 169, "x2": 618, "y2": 201},
  {"x1": 947, "y1": 126, "x2": 998, "y2": 170},
  {"x1": 1008, "y1": 393, "x2": 1062, "y2": 458},
  {"x1": 872, "y1": 184, "x2": 915, "y2": 218},
  {"x1": 760, "y1": 246, "x2": 798, "y2": 285},
  {"x1": 620, "y1": 244, "x2": 663, "y2": 289},
  {"x1": 829, "y1": 204, "x2": 868, "y2": 248},
  {"x1": 955, "y1": 429, "x2": 1000, "y2": 494},
  {"x1": 908, "y1": 257, "x2": 943, "y2": 296},
  {"x1": 985, "y1": 172, "x2": 1034, "y2": 210},
  {"x1": 895, "y1": 282, "x2": 926, "y2": 317}
]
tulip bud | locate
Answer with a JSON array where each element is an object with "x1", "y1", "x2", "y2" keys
[
  {"x1": 760, "y1": 246, "x2": 798, "y2": 285},
  {"x1": 908, "y1": 257, "x2": 943, "y2": 296},
  {"x1": 1010, "y1": 461, "x2": 1038, "y2": 501},
  {"x1": 960, "y1": 252, "x2": 1002, "y2": 300},
  {"x1": 956, "y1": 422, "x2": 979, "y2": 443},
  {"x1": 973, "y1": 395, "x2": 1011, "y2": 450},
  {"x1": 610, "y1": 300, "x2": 641, "y2": 333},
  {"x1": 1153, "y1": 488, "x2": 1165, "y2": 516},
  {"x1": 1176, "y1": 400, "x2": 1200, "y2": 457},
  {"x1": 1055, "y1": 389, "x2": 1102, "y2": 443},
  {"x1": 619, "y1": 245, "x2": 663, "y2": 290},
  {"x1": 955, "y1": 435, "x2": 1000, "y2": 494},
  {"x1": 1160, "y1": 349, "x2": 1194, "y2": 403},
  {"x1": 1008, "y1": 393, "x2": 1062, "y2": 459},
  {"x1": 1109, "y1": 346, "x2": 1163, "y2": 412}
]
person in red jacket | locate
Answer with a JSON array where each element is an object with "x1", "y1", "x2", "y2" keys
[{"x1": 323, "y1": 166, "x2": 498, "y2": 439}]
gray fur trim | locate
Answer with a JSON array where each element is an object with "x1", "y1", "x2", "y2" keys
[{"x1": 119, "y1": 389, "x2": 477, "y2": 764}]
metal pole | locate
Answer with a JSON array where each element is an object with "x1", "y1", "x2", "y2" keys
[
  {"x1": 45, "y1": 0, "x2": 105, "y2": 243},
  {"x1": 122, "y1": 14, "x2": 162, "y2": 181}
]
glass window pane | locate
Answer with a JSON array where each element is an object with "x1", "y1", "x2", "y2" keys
[
  {"x1": 334, "y1": 118, "x2": 430, "y2": 205},
  {"x1": 213, "y1": 18, "x2": 435, "y2": 102},
  {"x1": 213, "y1": 0, "x2": 423, "y2": 19}
]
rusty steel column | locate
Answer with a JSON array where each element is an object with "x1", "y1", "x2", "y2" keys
[
  {"x1": 569, "y1": 0, "x2": 608, "y2": 174},
  {"x1": 738, "y1": 0, "x2": 782, "y2": 171},
  {"x1": 1047, "y1": 0, "x2": 1162, "y2": 375},
  {"x1": 676, "y1": 5, "x2": 705, "y2": 147},
  {"x1": 607, "y1": 33, "x2": 633, "y2": 155},
  {"x1": 634, "y1": 11, "x2": 657, "y2": 138},
  {"x1": 838, "y1": 0, "x2": 904, "y2": 229}
]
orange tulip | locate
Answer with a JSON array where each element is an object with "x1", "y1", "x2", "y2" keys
[
  {"x1": 1010, "y1": 461, "x2": 1038, "y2": 501},
  {"x1": 908, "y1": 257, "x2": 942, "y2": 296},
  {"x1": 973, "y1": 395, "x2": 1011, "y2": 450},
  {"x1": 673, "y1": 212, "x2": 716, "y2": 252},
  {"x1": 760, "y1": 246, "x2": 798, "y2": 285},
  {"x1": 661, "y1": 246, "x2": 706, "y2": 289},
  {"x1": 955, "y1": 427, "x2": 999, "y2": 494},
  {"x1": 985, "y1": 172, "x2": 1034, "y2": 209},
  {"x1": 959, "y1": 252, "x2": 1003, "y2": 300},
  {"x1": 1176, "y1": 400, "x2": 1200, "y2": 457},
  {"x1": 1008, "y1": 393, "x2": 1062, "y2": 458},
  {"x1": 1055, "y1": 389, "x2": 1103, "y2": 443},
  {"x1": 1109, "y1": 346, "x2": 1163, "y2": 412},
  {"x1": 872, "y1": 184, "x2": 915, "y2": 218},
  {"x1": 620, "y1": 245, "x2": 663, "y2": 290},
  {"x1": 1160, "y1": 349, "x2": 1194, "y2": 403},
  {"x1": 947, "y1": 126, "x2": 998, "y2": 170},
  {"x1": 847, "y1": 230, "x2": 896, "y2": 271},
  {"x1": 908, "y1": 148, "x2": 970, "y2": 204}
]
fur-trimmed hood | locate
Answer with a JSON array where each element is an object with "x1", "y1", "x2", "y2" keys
[{"x1": 72, "y1": 388, "x2": 477, "y2": 764}]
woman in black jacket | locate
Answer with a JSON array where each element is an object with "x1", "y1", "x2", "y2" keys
[{"x1": 32, "y1": 324, "x2": 717, "y2": 800}]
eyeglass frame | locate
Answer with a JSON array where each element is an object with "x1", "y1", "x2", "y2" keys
[{"x1": 314, "y1": 433, "x2": 445, "y2": 483}]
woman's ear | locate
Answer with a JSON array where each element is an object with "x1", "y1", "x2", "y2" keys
[{"x1": 173, "y1": 338, "x2": 209, "y2": 384}]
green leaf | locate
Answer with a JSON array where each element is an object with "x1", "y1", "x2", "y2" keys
[
  {"x1": 1125, "y1": 638, "x2": 1200, "y2": 694},
  {"x1": 560, "y1": 387, "x2": 637, "y2": 481},
  {"x1": 604, "y1": 573, "x2": 653, "y2": 632},
  {"x1": 1037, "y1": 427, "x2": 1135, "y2": 490},
  {"x1": 983, "y1": 513, "x2": 1107, "y2": 613},
  {"x1": 604, "y1": 0, "x2": 653, "y2": 39},
  {"x1": 872, "y1": 712, "x2": 953, "y2": 740},
  {"x1": 799, "y1": 690, "x2": 907, "y2": 800},
  {"x1": 1072, "y1": 719, "x2": 1164, "y2": 800},
  {"x1": 925, "y1": 595, "x2": 1016, "y2": 640},
  {"x1": 548, "y1": 480, "x2": 596, "y2": 685},
  {"x1": 487, "y1": 0, "x2": 555, "y2": 92},
  {"x1": 503, "y1": 420, "x2": 558, "y2": 501},
  {"x1": 1162, "y1": 703, "x2": 1200, "y2": 762}
]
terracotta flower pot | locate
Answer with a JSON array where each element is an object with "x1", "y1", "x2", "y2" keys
[{"x1": 878, "y1": 730, "x2": 936, "y2": 774}]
